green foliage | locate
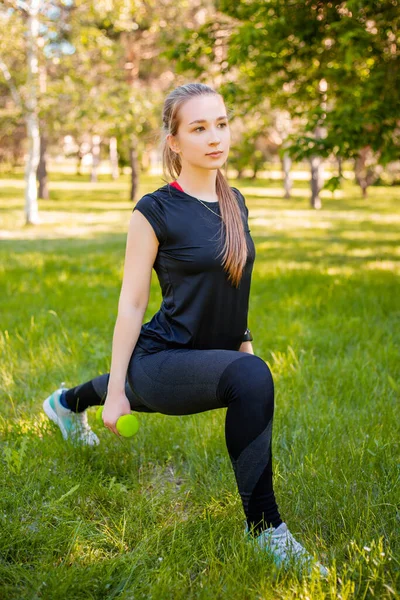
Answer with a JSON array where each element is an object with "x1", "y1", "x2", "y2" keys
[
  {"x1": 322, "y1": 175, "x2": 344, "y2": 194},
  {"x1": 2, "y1": 437, "x2": 29, "y2": 475},
  {"x1": 169, "y1": 1, "x2": 400, "y2": 169}
]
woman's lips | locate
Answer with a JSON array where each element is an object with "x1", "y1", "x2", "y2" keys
[{"x1": 206, "y1": 151, "x2": 223, "y2": 157}]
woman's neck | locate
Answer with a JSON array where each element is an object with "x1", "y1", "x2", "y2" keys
[{"x1": 176, "y1": 170, "x2": 219, "y2": 202}]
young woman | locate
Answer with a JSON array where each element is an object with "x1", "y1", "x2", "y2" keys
[{"x1": 43, "y1": 83, "x2": 328, "y2": 576}]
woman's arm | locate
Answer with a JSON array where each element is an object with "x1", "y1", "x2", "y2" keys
[
  {"x1": 102, "y1": 210, "x2": 159, "y2": 435},
  {"x1": 107, "y1": 306, "x2": 147, "y2": 394},
  {"x1": 107, "y1": 210, "x2": 158, "y2": 393},
  {"x1": 238, "y1": 341, "x2": 254, "y2": 354}
]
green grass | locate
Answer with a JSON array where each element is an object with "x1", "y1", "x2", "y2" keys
[{"x1": 0, "y1": 172, "x2": 399, "y2": 599}]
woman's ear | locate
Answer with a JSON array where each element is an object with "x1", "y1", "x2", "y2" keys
[{"x1": 167, "y1": 133, "x2": 180, "y2": 154}]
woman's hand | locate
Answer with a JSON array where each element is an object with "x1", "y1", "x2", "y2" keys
[{"x1": 102, "y1": 392, "x2": 131, "y2": 437}]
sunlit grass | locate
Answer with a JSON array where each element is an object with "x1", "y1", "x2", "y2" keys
[{"x1": 0, "y1": 173, "x2": 399, "y2": 599}]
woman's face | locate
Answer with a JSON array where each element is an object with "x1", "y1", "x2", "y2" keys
[{"x1": 168, "y1": 94, "x2": 230, "y2": 170}]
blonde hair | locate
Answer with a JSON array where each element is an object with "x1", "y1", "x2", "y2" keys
[{"x1": 160, "y1": 82, "x2": 248, "y2": 288}]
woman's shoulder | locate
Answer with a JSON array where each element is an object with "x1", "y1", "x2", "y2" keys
[
  {"x1": 137, "y1": 184, "x2": 168, "y2": 201},
  {"x1": 230, "y1": 186, "x2": 244, "y2": 200},
  {"x1": 139, "y1": 183, "x2": 178, "y2": 205},
  {"x1": 132, "y1": 189, "x2": 168, "y2": 245},
  {"x1": 230, "y1": 186, "x2": 249, "y2": 221},
  {"x1": 134, "y1": 184, "x2": 171, "y2": 211},
  {"x1": 230, "y1": 186, "x2": 248, "y2": 209}
]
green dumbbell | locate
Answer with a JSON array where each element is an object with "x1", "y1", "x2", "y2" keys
[{"x1": 96, "y1": 406, "x2": 139, "y2": 438}]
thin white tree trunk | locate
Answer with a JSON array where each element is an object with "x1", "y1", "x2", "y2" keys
[
  {"x1": 91, "y1": 134, "x2": 101, "y2": 183},
  {"x1": 310, "y1": 156, "x2": 323, "y2": 209},
  {"x1": 282, "y1": 152, "x2": 292, "y2": 199},
  {"x1": 109, "y1": 136, "x2": 119, "y2": 179},
  {"x1": 25, "y1": 0, "x2": 41, "y2": 225},
  {"x1": 37, "y1": 62, "x2": 48, "y2": 199},
  {"x1": 309, "y1": 126, "x2": 324, "y2": 209}
]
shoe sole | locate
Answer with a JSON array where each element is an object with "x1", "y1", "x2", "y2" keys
[{"x1": 43, "y1": 393, "x2": 69, "y2": 440}]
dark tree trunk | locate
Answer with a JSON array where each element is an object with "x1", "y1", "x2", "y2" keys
[
  {"x1": 76, "y1": 147, "x2": 84, "y2": 176},
  {"x1": 337, "y1": 156, "x2": 343, "y2": 178},
  {"x1": 354, "y1": 147, "x2": 379, "y2": 198},
  {"x1": 130, "y1": 144, "x2": 139, "y2": 201},
  {"x1": 37, "y1": 134, "x2": 49, "y2": 199}
]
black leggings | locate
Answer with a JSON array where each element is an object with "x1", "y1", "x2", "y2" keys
[{"x1": 63, "y1": 345, "x2": 282, "y2": 535}]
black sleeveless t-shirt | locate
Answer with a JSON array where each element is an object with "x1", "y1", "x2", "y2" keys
[{"x1": 132, "y1": 182, "x2": 256, "y2": 353}]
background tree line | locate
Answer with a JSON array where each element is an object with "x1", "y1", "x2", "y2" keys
[{"x1": 0, "y1": 0, "x2": 399, "y2": 223}]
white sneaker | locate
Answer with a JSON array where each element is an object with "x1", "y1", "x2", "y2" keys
[
  {"x1": 244, "y1": 520, "x2": 328, "y2": 577},
  {"x1": 43, "y1": 385, "x2": 100, "y2": 446}
]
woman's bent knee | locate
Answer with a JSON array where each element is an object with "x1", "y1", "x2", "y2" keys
[{"x1": 216, "y1": 354, "x2": 274, "y2": 407}]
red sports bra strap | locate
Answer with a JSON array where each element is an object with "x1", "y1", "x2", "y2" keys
[{"x1": 170, "y1": 181, "x2": 184, "y2": 192}]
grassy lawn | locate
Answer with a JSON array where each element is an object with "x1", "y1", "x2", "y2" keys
[{"x1": 0, "y1": 173, "x2": 399, "y2": 599}]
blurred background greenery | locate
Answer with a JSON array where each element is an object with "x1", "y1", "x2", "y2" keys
[
  {"x1": 1, "y1": 2, "x2": 399, "y2": 599},
  {"x1": 1, "y1": 0, "x2": 399, "y2": 223}
]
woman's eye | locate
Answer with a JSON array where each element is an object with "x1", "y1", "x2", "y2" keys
[{"x1": 194, "y1": 123, "x2": 228, "y2": 132}]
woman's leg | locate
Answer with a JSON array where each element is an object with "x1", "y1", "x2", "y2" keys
[
  {"x1": 43, "y1": 345, "x2": 154, "y2": 445},
  {"x1": 217, "y1": 354, "x2": 282, "y2": 536},
  {"x1": 56, "y1": 346, "x2": 328, "y2": 574},
  {"x1": 60, "y1": 346, "x2": 156, "y2": 414},
  {"x1": 58, "y1": 345, "x2": 280, "y2": 535},
  {"x1": 127, "y1": 347, "x2": 282, "y2": 537},
  {"x1": 61, "y1": 373, "x2": 155, "y2": 414}
]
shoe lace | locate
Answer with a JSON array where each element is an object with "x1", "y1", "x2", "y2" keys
[
  {"x1": 283, "y1": 531, "x2": 310, "y2": 560},
  {"x1": 75, "y1": 411, "x2": 90, "y2": 429},
  {"x1": 266, "y1": 528, "x2": 311, "y2": 564},
  {"x1": 287, "y1": 531, "x2": 308, "y2": 557},
  {"x1": 282, "y1": 531, "x2": 327, "y2": 574},
  {"x1": 70, "y1": 411, "x2": 94, "y2": 439},
  {"x1": 58, "y1": 384, "x2": 97, "y2": 443}
]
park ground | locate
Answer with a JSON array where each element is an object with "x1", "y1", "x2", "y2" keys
[{"x1": 0, "y1": 173, "x2": 399, "y2": 599}]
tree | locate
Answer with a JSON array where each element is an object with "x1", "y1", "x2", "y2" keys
[
  {"x1": 165, "y1": 0, "x2": 400, "y2": 204},
  {"x1": 0, "y1": 0, "x2": 73, "y2": 223},
  {"x1": 220, "y1": 0, "x2": 400, "y2": 199}
]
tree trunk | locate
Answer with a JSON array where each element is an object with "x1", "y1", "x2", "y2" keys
[
  {"x1": 337, "y1": 156, "x2": 343, "y2": 178},
  {"x1": 129, "y1": 143, "x2": 139, "y2": 201},
  {"x1": 309, "y1": 126, "x2": 324, "y2": 209},
  {"x1": 310, "y1": 156, "x2": 323, "y2": 209},
  {"x1": 109, "y1": 136, "x2": 119, "y2": 179},
  {"x1": 282, "y1": 152, "x2": 292, "y2": 199},
  {"x1": 354, "y1": 147, "x2": 379, "y2": 198},
  {"x1": 25, "y1": 0, "x2": 41, "y2": 225},
  {"x1": 37, "y1": 133, "x2": 48, "y2": 199},
  {"x1": 90, "y1": 135, "x2": 101, "y2": 183}
]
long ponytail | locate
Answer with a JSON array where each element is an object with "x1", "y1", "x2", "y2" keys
[{"x1": 160, "y1": 82, "x2": 248, "y2": 288}]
